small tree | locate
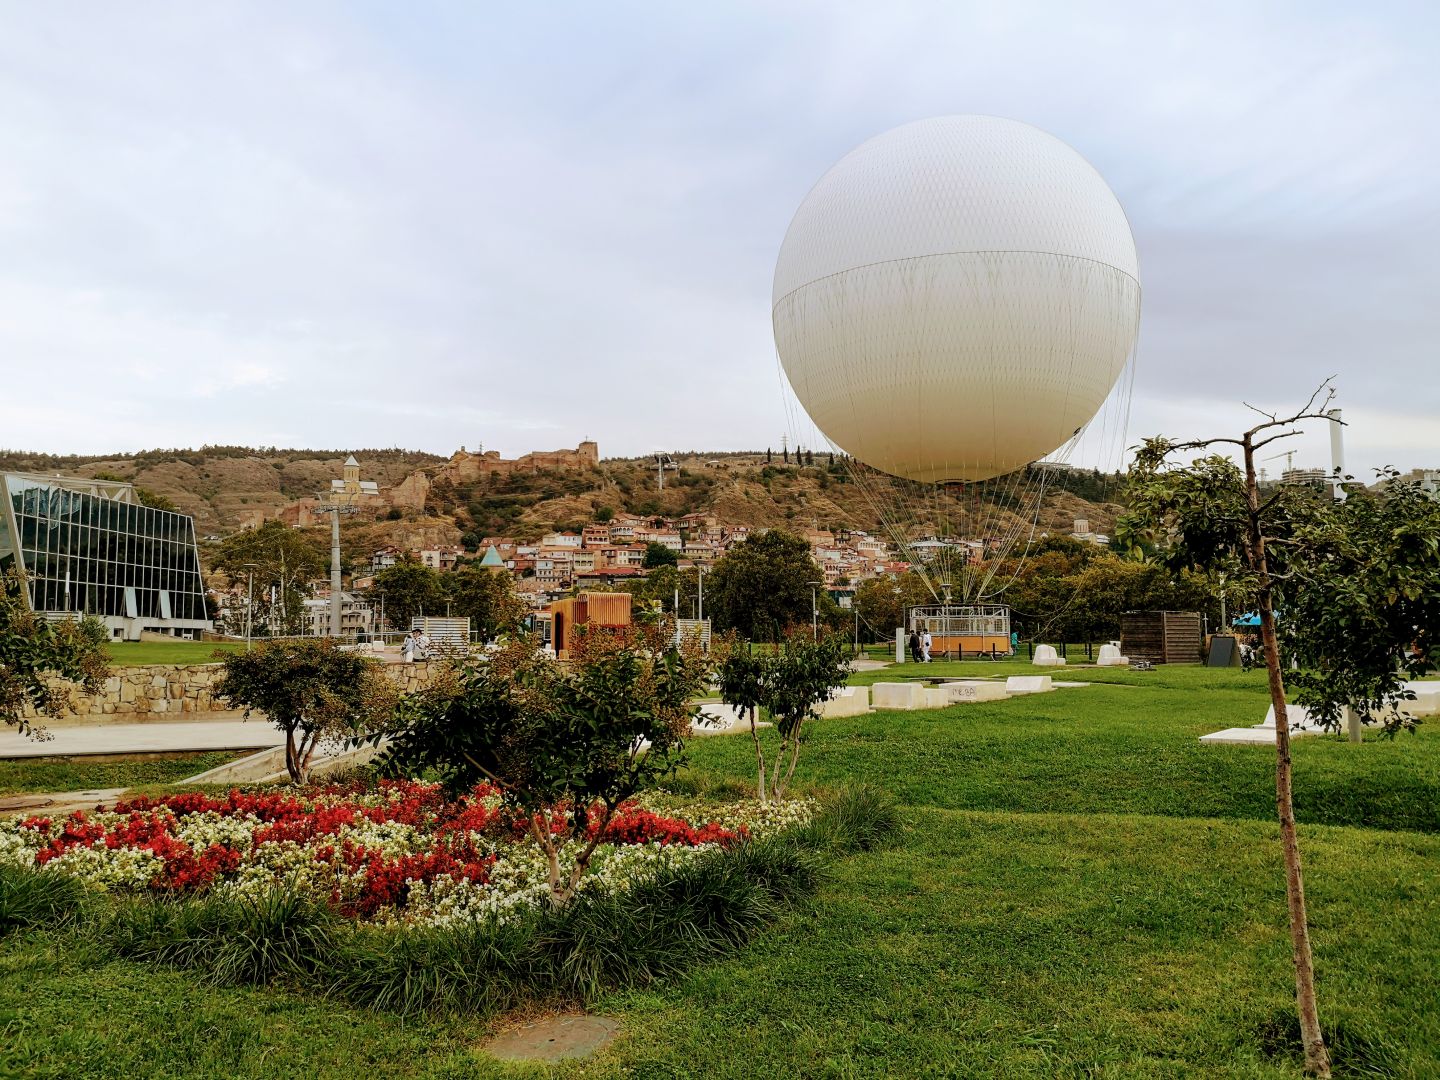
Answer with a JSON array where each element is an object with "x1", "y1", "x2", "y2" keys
[
  {"x1": 1122, "y1": 381, "x2": 1440, "y2": 1079},
  {"x1": 214, "y1": 638, "x2": 397, "y2": 784},
  {"x1": 705, "y1": 529, "x2": 826, "y2": 639},
  {"x1": 854, "y1": 573, "x2": 933, "y2": 639},
  {"x1": 642, "y1": 541, "x2": 679, "y2": 569},
  {"x1": 716, "y1": 632, "x2": 852, "y2": 802},
  {"x1": 376, "y1": 621, "x2": 710, "y2": 907},
  {"x1": 1, "y1": 570, "x2": 109, "y2": 739},
  {"x1": 369, "y1": 559, "x2": 446, "y2": 629}
]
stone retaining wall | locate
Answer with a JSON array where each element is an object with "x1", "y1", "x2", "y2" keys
[{"x1": 22, "y1": 661, "x2": 447, "y2": 720}]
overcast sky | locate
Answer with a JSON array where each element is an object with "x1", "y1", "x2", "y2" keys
[{"x1": 1, "y1": 2, "x2": 1436, "y2": 479}]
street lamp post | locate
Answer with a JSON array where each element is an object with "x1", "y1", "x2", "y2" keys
[{"x1": 808, "y1": 580, "x2": 823, "y2": 641}]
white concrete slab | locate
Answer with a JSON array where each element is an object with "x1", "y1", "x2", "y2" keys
[
  {"x1": 1199, "y1": 726, "x2": 1327, "y2": 745},
  {"x1": 872, "y1": 682, "x2": 928, "y2": 710},
  {"x1": 1403, "y1": 681, "x2": 1440, "y2": 718},
  {"x1": 1201, "y1": 700, "x2": 1328, "y2": 745},
  {"x1": 1005, "y1": 676, "x2": 1054, "y2": 695},
  {"x1": 819, "y1": 686, "x2": 871, "y2": 718},
  {"x1": 921, "y1": 687, "x2": 951, "y2": 709},
  {"x1": 942, "y1": 681, "x2": 1009, "y2": 704},
  {"x1": 1096, "y1": 644, "x2": 1129, "y2": 667}
]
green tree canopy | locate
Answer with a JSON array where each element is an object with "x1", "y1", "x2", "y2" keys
[
  {"x1": 1, "y1": 570, "x2": 110, "y2": 739},
  {"x1": 369, "y1": 559, "x2": 446, "y2": 630},
  {"x1": 214, "y1": 637, "x2": 396, "y2": 784},
  {"x1": 854, "y1": 573, "x2": 933, "y2": 638},
  {"x1": 641, "y1": 541, "x2": 679, "y2": 569},
  {"x1": 705, "y1": 529, "x2": 826, "y2": 640},
  {"x1": 212, "y1": 520, "x2": 327, "y2": 589},
  {"x1": 446, "y1": 566, "x2": 527, "y2": 641}
]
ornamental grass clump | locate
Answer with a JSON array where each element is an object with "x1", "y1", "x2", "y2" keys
[
  {"x1": 0, "y1": 861, "x2": 89, "y2": 934},
  {"x1": 789, "y1": 784, "x2": 902, "y2": 855},
  {"x1": 100, "y1": 888, "x2": 338, "y2": 987}
]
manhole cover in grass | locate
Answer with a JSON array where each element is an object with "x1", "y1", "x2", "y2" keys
[{"x1": 484, "y1": 1014, "x2": 619, "y2": 1062}]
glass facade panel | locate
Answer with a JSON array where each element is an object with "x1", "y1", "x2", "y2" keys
[{"x1": 1, "y1": 474, "x2": 209, "y2": 625}]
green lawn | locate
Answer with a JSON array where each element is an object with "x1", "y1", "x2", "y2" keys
[
  {"x1": 0, "y1": 753, "x2": 245, "y2": 796},
  {"x1": 103, "y1": 640, "x2": 245, "y2": 666},
  {"x1": 3, "y1": 666, "x2": 1438, "y2": 1077}
]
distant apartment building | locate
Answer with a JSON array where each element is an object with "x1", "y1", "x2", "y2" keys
[
  {"x1": 581, "y1": 525, "x2": 611, "y2": 548},
  {"x1": 540, "y1": 531, "x2": 583, "y2": 549},
  {"x1": 601, "y1": 544, "x2": 647, "y2": 568},
  {"x1": 301, "y1": 592, "x2": 375, "y2": 637},
  {"x1": 636, "y1": 529, "x2": 682, "y2": 551},
  {"x1": 417, "y1": 545, "x2": 463, "y2": 572},
  {"x1": 371, "y1": 546, "x2": 402, "y2": 573}
]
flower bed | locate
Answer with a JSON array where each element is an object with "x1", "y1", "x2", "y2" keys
[{"x1": 0, "y1": 780, "x2": 815, "y2": 927}]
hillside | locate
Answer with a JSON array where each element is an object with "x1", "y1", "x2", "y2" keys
[
  {"x1": 0, "y1": 447, "x2": 444, "y2": 535},
  {"x1": 433, "y1": 453, "x2": 1127, "y2": 543},
  {"x1": 0, "y1": 446, "x2": 1128, "y2": 556}
]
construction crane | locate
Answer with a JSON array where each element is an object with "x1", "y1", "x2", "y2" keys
[{"x1": 1260, "y1": 449, "x2": 1295, "y2": 483}]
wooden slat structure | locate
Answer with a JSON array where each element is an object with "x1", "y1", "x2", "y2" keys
[
  {"x1": 539, "y1": 592, "x2": 633, "y2": 658},
  {"x1": 1120, "y1": 610, "x2": 1203, "y2": 664}
]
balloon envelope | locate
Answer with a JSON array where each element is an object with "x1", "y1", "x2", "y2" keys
[{"x1": 773, "y1": 115, "x2": 1141, "y2": 483}]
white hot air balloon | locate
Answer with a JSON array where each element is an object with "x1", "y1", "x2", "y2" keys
[
  {"x1": 772, "y1": 115, "x2": 1141, "y2": 620},
  {"x1": 773, "y1": 114, "x2": 1140, "y2": 486}
]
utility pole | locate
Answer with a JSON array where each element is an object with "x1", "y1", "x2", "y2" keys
[
  {"x1": 243, "y1": 563, "x2": 258, "y2": 651},
  {"x1": 329, "y1": 503, "x2": 343, "y2": 636},
  {"x1": 321, "y1": 456, "x2": 369, "y2": 637},
  {"x1": 697, "y1": 565, "x2": 704, "y2": 622},
  {"x1": 808, "y1": 580, "x2": 822, "y2": 641}
]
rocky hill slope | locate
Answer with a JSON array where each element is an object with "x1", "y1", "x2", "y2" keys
[
  {"x1": 0, "y1": 447, "x2": 443, "y2": 535},
  {"x1": 0, "y1": 446, "x2": 1128, "y2": 554}
]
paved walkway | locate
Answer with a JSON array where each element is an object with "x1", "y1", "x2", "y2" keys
[{"x1": 0, "y1": 719, "x2": 285, "y2": 759}]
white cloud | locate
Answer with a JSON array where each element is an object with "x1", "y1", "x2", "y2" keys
[{"x1": 0, "y1": 1, "x2": 1434, "y2": 474}]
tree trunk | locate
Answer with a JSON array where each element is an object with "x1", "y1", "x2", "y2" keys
[
  {"x1": 1245, "y1": 436, "x2": 1331, "y2": 1079},
  {"x1": 750, "y1": 705, "x2": 768, "y2": 803},
  {"x1": 284, "y1": 726, "x2": 302, "y2": 785},
  {"x1": 530, "y1": 812, "x2": 566, "y2": 907}
]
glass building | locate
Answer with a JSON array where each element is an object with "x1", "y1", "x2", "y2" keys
[{"x1": 0, "y1": 473, "x2": 212, "y2": 639}]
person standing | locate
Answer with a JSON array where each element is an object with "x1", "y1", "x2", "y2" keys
[
  {"x1": 401, "y1": 630, "x2": 416, "y2": 663},
  {"x1": 921, "y1": 629, "x2": 933, "y2": 663},
  {"x1": 907, "y1": 628, "x2": 921, "y2": 664},
  {"x1": 415, "y1": 630, "x2": 433, "y2": 661}
]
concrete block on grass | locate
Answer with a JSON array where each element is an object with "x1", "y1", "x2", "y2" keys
[
  {"x1": 1006, "y1": 676, "x2": 1054, "y2": 695},
  {"x1": 944, "y1": 681, "x2": 1009, "y2": 703},
  {"x1": 872, "y1": 682, "x2": 927, "y2": 710},
  {"x1": 819, "y1": 685, "x2": 871, "y2": 718}
]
